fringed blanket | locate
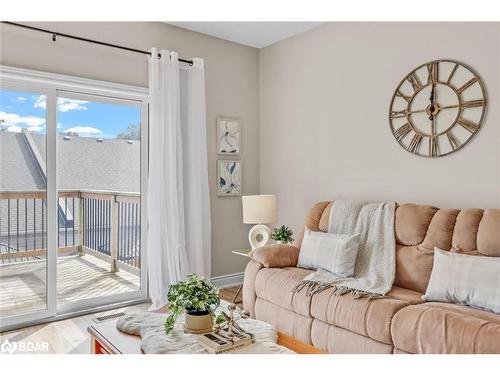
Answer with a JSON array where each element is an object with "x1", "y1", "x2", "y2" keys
[
  {"x1": 295, "y1": 200, "x2": 396, "y2": 299},
  {"x1": 116, "y1": 302, "x2": 293, "y2": 354}
]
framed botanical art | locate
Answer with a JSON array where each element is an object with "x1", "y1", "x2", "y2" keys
[
  {"x1": 217, "y1": 117, "x2": 241, "y2": 155},
  {"x1": 217, "y1": 159, "x2": 242, "y2": 196}
]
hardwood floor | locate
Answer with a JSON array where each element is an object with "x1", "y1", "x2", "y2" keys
[
  {"x1": 0, "y1": 286, "x2": 242, "y2": 354},
  {"x1": 219, "y1": 286, "x2": 243, "y2": 307}
]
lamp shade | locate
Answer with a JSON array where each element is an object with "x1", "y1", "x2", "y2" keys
[{"x1": 242, "y1": 194, "x2": 277, "y2": 224}]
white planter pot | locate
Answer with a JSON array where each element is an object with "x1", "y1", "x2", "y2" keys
[{"x1": 184, "y1": 310, "x2": 213, "y2": 334}]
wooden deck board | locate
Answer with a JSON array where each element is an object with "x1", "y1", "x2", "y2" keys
[{"x1": 0, "y1": 253, "x2": 140, "y2": 318}]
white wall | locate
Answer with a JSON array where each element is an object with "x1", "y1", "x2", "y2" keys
[
  {"x1": 259, "y1": 22, "x2": 500, "y2": 231},
  {"x1": 0, "y1": 22, "x2": 259, "y2": 277}
]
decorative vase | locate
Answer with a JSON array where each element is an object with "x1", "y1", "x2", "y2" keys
[
  {"x1": 184, "y1": 309, "x2": 213, "y2": 334},
  {"x1": 276, "y1": 240, "x2": 283, "y2": 245},
  {"x1": 248, "y1": 224, "x2": 272, "y2": 249}
]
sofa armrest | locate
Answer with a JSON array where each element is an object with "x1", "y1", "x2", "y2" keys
[{"x1": 249, "y1": 244, "x2": 300, "y2": 268}]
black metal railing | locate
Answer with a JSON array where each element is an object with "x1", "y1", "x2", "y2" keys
[
  {"x1": 118, "y1": 200, "x2": 141, "y2": 268},
  {"x1": 0, "y1": 191, "x2": 47, "y2": 259},
  {"x1": 80, "y1": 191, "x2": 141, "y2": 270},
  {"x1": 58, "y1": 192, "x2": 79, "y2": 249},
  {"x1": 0, "y1": 190, "x2": 141, "y2": 271},
  {"x1": 82, "y1": 196, "x2": 111, "y2": 256}
]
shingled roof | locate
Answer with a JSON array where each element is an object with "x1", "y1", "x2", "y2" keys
[
  {"x1": 0, "y1": 132, "x2": 140, "y2": 193},
  {"x1": 0, "y1": 132, "x2": 46, "y2": 191}
]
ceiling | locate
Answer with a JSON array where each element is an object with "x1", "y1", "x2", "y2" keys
[{"x1": 166, "y1": 22, "x2": 324, "y2": 48}]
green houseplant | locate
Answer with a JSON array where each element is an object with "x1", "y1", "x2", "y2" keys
[
  {"x1": 271, "y1": 225, "x2": 294, "y2": 245},
  {"x1": 164, "y1": 274, "x2": 220, "y2": 334}
]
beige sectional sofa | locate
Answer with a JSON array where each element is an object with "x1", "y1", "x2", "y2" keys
[{"x1": 242, "y1": 201, "x2": 500, "y2": 354}]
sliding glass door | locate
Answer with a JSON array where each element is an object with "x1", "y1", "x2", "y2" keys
[
  {"x1": 0, "y1": 67, "x2": 148, "y2": 331},
  {"x1": 0, "y1": 85, "x2": 56, "y2": 329},
  {"x1": 56, "y1": 92, "x2": 146, "y2": 313}
]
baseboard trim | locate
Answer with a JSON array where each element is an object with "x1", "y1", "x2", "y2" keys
[{"x1": 211, "y1": 272, "x2": 244, "y2": 289}]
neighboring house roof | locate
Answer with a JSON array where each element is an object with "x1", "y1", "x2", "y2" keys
[
  {"x1": 0, "y1": 132, "x2": 140, "y2": 193},
  {"x1": 0, "y1": 133, "x2": 45, "y2": 191}
]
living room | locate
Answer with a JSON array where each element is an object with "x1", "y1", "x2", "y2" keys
[{"x1": 1, "y1": 0, "x2": 499, "y2": 372}]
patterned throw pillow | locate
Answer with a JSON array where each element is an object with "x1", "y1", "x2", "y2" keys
[
  {"x1": 423, "y1": 247, "x2": 500, "y2": 314},
  {"x1": 298, "y1": 227, "x2": 360, "y2": 278}
]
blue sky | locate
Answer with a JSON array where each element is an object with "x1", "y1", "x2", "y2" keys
[{"x1": 0, "y1": 89, "x2": 141, "y2": 138}]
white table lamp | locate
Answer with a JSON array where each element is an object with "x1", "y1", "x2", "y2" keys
[{"x1": 242, "y1": 194, "x2": 277, "y2": 249}]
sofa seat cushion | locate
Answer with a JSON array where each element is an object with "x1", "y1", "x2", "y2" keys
[
  {"x1": 310, "y1": 288, "x2": 410, "y2": 345},
  {"x1": 254, "y1": 298, "x2": 313, "y2": 344},
  {"x1": 311, "y1": 319, "x2": 393, "y2": 354},
  {"x1": 254, "y1": 267, "x2": 313, "y2": 317},
  {"x1": 392, "y1": 302, "x2": 500, "y2": 353}
]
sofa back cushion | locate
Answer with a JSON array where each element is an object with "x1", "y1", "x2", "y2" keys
[{"x1": 294, "y1": 201, "x2": 500, "y2": 294}]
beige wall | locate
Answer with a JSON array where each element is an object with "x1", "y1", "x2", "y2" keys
[
  {"x1": 259, "y1": 22, "x2": 500, "y2": 232},
  {"x1": 3, "y1": 21, "x2": 500, "y2": 276},
  {"x1": 0, "y1": 22, "x2": 259, "y2": 277}
]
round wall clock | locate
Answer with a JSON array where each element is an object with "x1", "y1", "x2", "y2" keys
[{"x1": 389, "y1": 60, "x2": 487, "y2": 157}]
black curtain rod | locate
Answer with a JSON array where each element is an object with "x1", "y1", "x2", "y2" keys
[{"x1": 2, "y1": 21, "x2": 194, "y2": 65}]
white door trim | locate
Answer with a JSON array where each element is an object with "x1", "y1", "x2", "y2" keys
[
  {"x1": 0, "y1": 65, "x2": 148, "y2": 101},
  {"x1": 46, "y1": 87, "x2": 58, "y2": 318}
]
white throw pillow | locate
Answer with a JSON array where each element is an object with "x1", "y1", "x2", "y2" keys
[
  {"x1": 298, "y1": 227, "x2": 360, "y2": 278},
  {"x1": 423, "y1": 247, "x2": 500, "y2": 314}
]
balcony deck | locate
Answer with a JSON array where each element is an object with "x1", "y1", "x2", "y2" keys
[{"x1": 0, "y1": 253, "x2": 140, "y2": 318}]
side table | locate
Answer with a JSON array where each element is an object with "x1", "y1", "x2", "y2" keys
[{"x1": 231, "y1": 248, "x2": 252, "y2": 304}]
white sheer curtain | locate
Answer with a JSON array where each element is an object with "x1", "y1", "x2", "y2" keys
[
  {"x1": 180, "y1": 60, "x2": 211, "y2": 277},
  {"x1": 147, "y1": 49, "x2": 211, "y2": 310}
]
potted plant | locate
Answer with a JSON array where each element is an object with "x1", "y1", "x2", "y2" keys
[
  {"x1": 271, "y1": 225, "x2": 294, "y2": 245},
  {"x1": 164, "y1": 274, "x2": 220, "y2": 334}
]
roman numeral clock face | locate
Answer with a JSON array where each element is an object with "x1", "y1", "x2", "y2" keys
[{"x1": 389, "y1": 60, "x2": 487, "y2": 157}]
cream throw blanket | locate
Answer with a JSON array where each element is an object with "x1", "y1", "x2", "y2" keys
[{"x1": 296, "y1": 200, "x2": 396, "y2": 299}]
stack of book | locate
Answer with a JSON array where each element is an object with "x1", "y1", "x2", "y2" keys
[{"x1": 198, "y1": 329, "x2": 254, "y2": 354}]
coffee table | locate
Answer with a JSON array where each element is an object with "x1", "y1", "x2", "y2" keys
[{"x1": 88, "y1": 310, "x2": 299, "y2": 354}]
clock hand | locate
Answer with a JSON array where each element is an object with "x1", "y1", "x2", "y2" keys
[
  {"x1": 392, "y1": 101, "x2": 457, "y2": 119},
  {"x1": 429, "y1": 83, "x2": 435, "y2": 120},
  {"x1": 396, "y1": 103, "x2": 461, "y2": 120},
  {"x1": 439, "y1": 104, "x2": 460, "y2": 110},
  {"x1": 390, "y1": 108, "x2": 427, "y2": 119}
]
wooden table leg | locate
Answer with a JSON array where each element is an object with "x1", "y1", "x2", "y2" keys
[
  {"x1": 91, "y1": 337, "x2": 98, "y2": 354},
  {"x1": 90, "y1": 335, "x2": 112, "y2": 354},
  {"x1": 231, "y1": 284, "x2": 243, "y2": 304},
  {"x1": 277, "y1": 332, "x2": 327, "y2": 354}
]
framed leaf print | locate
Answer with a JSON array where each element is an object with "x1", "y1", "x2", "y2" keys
[
  {"x1": 217, "y1": 117, "x2": 241, "y2": 155},
  {"x1": 217, "y1": 159, "x2": 242, "y2": 196}
]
